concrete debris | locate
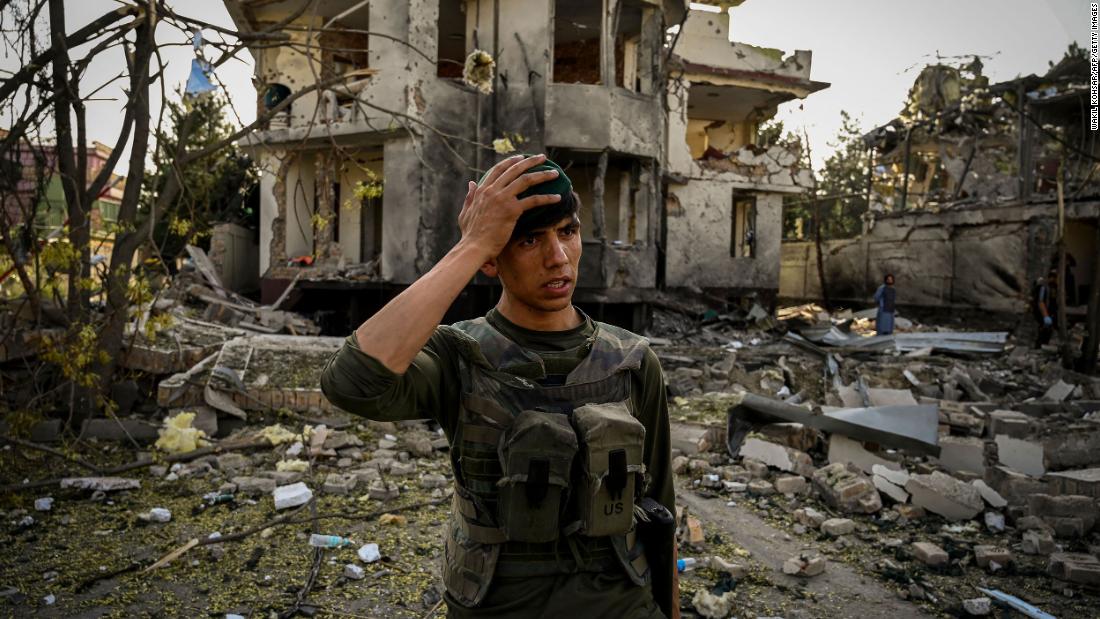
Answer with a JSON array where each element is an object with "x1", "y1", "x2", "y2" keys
[
  {"x1": 59, "y1": 477, "x2": 140, "y2": 492},
  {"x1": 812, "y1": 463, "x2": 882, "y2": 514},
  {"x1": 782, "y1": 552, "x2": 826, "y2": 577},
  {"x1": 962, "y1": 597, "x2": 992, "y2": 616},
  {"x1": 911, "y1": 541, "x2": 949, "y2": 567},
  {"x1": 737, "y1": 437, "x2": 814, "y2": 477},
  {"x1": 820, "y1": 518, "x2": 855, "y2": 537},
  {"x1": 272, "y1": 482, "x2": 312, "y2": 510},
  {"x1": 1048, "y1": 552, "x2": 1100, "y2": 586},
  {"x1": 905, "y1": 472, "x2": 983, "y2": 521}
]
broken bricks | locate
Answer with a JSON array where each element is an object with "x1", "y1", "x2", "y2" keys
[{"x1": 811, "y1": 462, "x2": 882, "y2": 514}]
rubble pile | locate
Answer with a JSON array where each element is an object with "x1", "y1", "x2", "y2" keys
[{"x1": 659, "y1": 304, "x2": 1100, "y2": 618}]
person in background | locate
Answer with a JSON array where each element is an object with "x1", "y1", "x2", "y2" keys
[
  {"x1": 874, "y1": 274, "x2": 897, "y2": 335},
  {"x1": 1034, "y1": 268, "x2": 1058, "y2": 347}
]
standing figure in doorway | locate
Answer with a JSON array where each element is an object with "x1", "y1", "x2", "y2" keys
[{"x1": 874, "y1": 274, "x2": 897, "y2": 335}]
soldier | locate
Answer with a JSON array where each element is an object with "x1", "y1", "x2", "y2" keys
[{"x1": 321, "y1": 154, "x2": 678, "y2": 618}]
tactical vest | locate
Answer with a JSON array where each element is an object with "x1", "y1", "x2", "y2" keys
[{"x1": 439, "y1": 315, "x2": 652, "y2": 608}]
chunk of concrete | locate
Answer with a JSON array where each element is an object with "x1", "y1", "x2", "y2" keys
[
  {"x1": 794, "y1": 507, "x2": 827, "y2": 528},
  {"x1": 811, "y1": 462, "x2": 882, "y2": 514},
  {"x1": 59, "y1": 477, "x2": 140, "y2": 492},
  {"x1": 821, "y1": 518, "x2": 855, "y2": 537},
  {"x1": 970, "y1": 479, "x2": 1007, "y2": 509},
  {"x1": 994, "y1": 435, "x2": 1045, "y2": 476},
  {"x1": 986, "y1": 410, "x2": 1032, "y2": 438},
  {"x1": 1049, "y1": 552, "x2": 1100, "y2": 586},
  {"x1": 873, "y1": 474, "x2": 910, "y2": 504},
  {"x1": 1045, "y1": 467, "x2": 1100, "y2": 499},
  {"x1": 738, "y1": 437, "x2": 814, "y2": 477},
  {"x1": 692, "y1": 590, "x2": 736, "y2": 619},
  {"x1": 1021, "y1": 529, "x2": 1056, "y2": 555},
  {"x1": 872, "y1": 464, "x2": 911, "y2": 487},
  {"x1": 911, "y1": 542, "x2": 948, "y2": 567},
  {"x1": 905, "y1": 471, "x2": 983, "y2": 521},
  {"x1": 1042, "y1": 380, "x2": 1076, "y2": 402},
  {"x1": 936, "y1": 436, "x2": 986, "y2": 475},
  {"x1": 827, "y1": 435, "x2": 902, "y2": 475},
  {"x1": 232, "y1": 476, "x2": 277, "y2": 496},
  {"x1": 272, "y1": 482, "x2": 312, "y2": 510},
  {"x1": 973, "y1": 545, "x2": 1012, "y2": 570},
  {"x1": 1027, "y1": 493, "x2": 1097, "y2": 537},
  {"x1": 774, "y1": 475, "x2": 808, "y2": 495}
]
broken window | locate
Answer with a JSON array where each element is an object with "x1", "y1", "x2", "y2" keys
[
  {"x1": 613, "y1": 0, "x2": 656, "y2": 94},
  {"x1": 554, "y1": 150, "x2": 650, "y2": 245},
  {"x1": 553, "y1": 0, "x2": 602, "y2": 84},
  {"x1": 437, "y1": 1, "x2": 466, "y2": 78},
  {"x1": 731, "y1": 194, "x2": 756, "y2": 258}
]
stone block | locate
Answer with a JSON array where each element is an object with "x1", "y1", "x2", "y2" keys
[
  {"x1": 827, "y1": 435, "x2": 902, "y2": 475},
  {"x1": 812, "y1": 462, "x2": 882, "y2": 514},
  {"x1": 232, "y1": 476, "x2": 277, "y2": 496},
  {"x1": 1021, "y1": 529, "x2": 1056, "y2": 555},
  {"x1": 1045, "y1": 467, "x2": 1100, "y2": 499},
  {"x1": 1027, "y1": 494, "x2": 1097, "y2": 536},
  {"x1": 905, "y1": 471, "x2": 983, "y2": 521},
  {"x1": 774, "y1": 475, "x2": 808, "y2": 495},
  {"x1": 873, "y1": 474, "x2": 910, "y2": 504},
  {"x1": 911, "y1": 542, "x2": 948, "y2": 567},
  {"x1": 986, "y1": 410, "x2": 1033, "y2": 438},
  {"x1": 747, "y1": 479, "x2": 776, "y2": 496},
  {"x1": 936, "y1": 436, "x2": 987, "y2": 475},
  {"x1": 1049, "y1": 552, "x2": 1100, "y2": 586},
  {"x1": 995, "y1": 435, "x2": 1045, "y2": 477},
  {"x1": 215, "y1": 453, "x2": 251, "y2": 475},
  {"x1": 322, "y1": 473, "x2": 358, "y2": 495},
  {"x1": 985, "y1": 465, "x2": 1046, "y2": 504},
  {"x1": 970, "y1": 479, "x2": 1007, "y2": 509},
  {"x1": 738, "y1": 437, "x2": 814, "y2": 477},
  {"x1": 259, "y1": 470, "x2": 303, "y2": 485},
  {"x1": 794, "y1": 507, "x2": 827, "y2": 528},
  {"x1": 821, "y1": 518, "x2": 855, "y2": 537},
  {"x1": 973, "y1": 545, "x2": 1012, "y2": 569}
]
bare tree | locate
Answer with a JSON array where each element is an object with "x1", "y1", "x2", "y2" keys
[{"x1": 0, "y1": 0, "x2": 480, "y2": 423}]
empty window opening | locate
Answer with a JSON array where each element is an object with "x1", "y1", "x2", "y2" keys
[
  {"x1": 553, "y1": 151, "x2": 649, "y2": 245},
  {"x1": 437, "y1": 1, "x2": 467, "y2": 78},
  {"x1": 731, "y1": 194, "x2": 756, "y2": 258},
  {"x1": 553, "y1": 0, "x2": 602, "y2": 84},
  {"x1": 614, "y1": 0, "x2": 654, "y2": 93}
]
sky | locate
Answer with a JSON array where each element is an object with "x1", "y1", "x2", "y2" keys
[{"x1": 11, "y1": 0, "x2": 1092, "y2": 171}]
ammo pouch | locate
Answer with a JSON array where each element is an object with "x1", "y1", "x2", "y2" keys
[
  {"x1": 496, "y1": 410, "x2": 578, "y2": 543},
  {"x1": 571, "y1": 401, "x2": 646, "y2": 537}
]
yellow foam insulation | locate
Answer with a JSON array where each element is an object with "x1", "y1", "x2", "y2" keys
[
  {"x1": 154, "y1": 412, "x2": 210, "y2": 454},
  {"x1": 275, "y1": 459, "x2": 309, "y2": 473},
  {"x1": 260, "y1": 424, "x2": 298, "y2": 446}
]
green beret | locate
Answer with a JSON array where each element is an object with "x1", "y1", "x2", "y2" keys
[{"x1": 479, "y1": 156, "x2": 572, "y2": 200}]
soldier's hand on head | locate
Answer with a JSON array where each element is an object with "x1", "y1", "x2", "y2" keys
[{"x1": 458, "y1": 154, "x2": 561, "y2": 262}]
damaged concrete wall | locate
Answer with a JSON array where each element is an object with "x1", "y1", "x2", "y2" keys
[
  {"x1": 665, "y1": 184, "x2": 782, "y2": 290},
  {"x1": 779, "y1": 201, "x2": 1099, "y2": 313}
]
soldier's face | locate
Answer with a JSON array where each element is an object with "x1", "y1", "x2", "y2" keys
[{"x1": 483, "y1": 215, "x2": 582, "y2": 313}]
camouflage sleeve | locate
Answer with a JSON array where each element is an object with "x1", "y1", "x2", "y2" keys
[{"x1": 320, "y1": 328, "x2": 461, "y2": 433}]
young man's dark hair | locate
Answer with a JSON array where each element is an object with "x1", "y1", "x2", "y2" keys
[{"x1": 322, "y1": 154, "x2": 677, "y2": 619}]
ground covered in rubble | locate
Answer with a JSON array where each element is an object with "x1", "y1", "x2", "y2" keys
[{"x1": 3, "y1": 305, "x2": 1100, "y2": 618}]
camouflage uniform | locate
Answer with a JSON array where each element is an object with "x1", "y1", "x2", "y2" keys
[{"x1": 322, "y1": 309, "x2": 676, "y2": 618}]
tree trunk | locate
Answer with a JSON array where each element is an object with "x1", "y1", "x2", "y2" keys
[{"x1": 814, "y1": 198, "x2": 830, "y2": 311}]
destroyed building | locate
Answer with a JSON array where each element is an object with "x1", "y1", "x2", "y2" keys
[
  {"x1": 220, "y1": 1, "x2": 826, "y2": 330},
  {"x1": 665, "y1": 8, "x2": 825, "y2": 298},
  {"x1": 781, "y1": 51, "x2": 1099, "y2": 319}
]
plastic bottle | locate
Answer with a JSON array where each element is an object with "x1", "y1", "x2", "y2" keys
[
  {"x1": 676, "y1": 557, "x2": 699, "y2": 573},
  {"x1": 309, "y1": 534, "x2": 354, "y2": 548}
]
